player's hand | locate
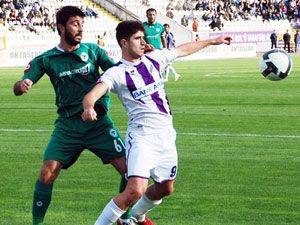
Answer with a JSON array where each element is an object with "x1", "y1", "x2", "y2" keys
[
  {"x1": 20, "y1": 79, "x2": 33, "y2": 93},
  {"x1": 81, "y1": 108, "x2": 97, "y2": 121},
  {"x1": 214, "y1": 35, "x2": 232, "y2": 45},
  {"x1": 144, "y1": 44, "x2": 154, "y2": 53}
]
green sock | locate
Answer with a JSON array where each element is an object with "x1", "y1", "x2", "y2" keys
[
  {"x1": 119, "y1": 176, "x2": 127, "y2": 193},
  {"x1": 32, "y1": 180, "x2": 53, "y2": 225},
  {"x1": 119, "y1": 176, "x2": 132, "y2": 219}
]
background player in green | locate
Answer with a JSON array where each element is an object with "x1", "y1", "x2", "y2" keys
[
  {"x1": 13, "y1": 6, "x2": 128, "y2": 225},
  {"x1": 143, "y1": 8, "x2": 167, "y2": 49}
]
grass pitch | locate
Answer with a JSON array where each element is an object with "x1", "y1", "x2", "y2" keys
[{"x1": 0, "y1": 56, "x2": 299, "y2": 225}]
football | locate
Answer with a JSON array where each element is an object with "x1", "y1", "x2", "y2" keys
[{"x1": 259, "y1": 49, "x2": 293, "y2": 81}]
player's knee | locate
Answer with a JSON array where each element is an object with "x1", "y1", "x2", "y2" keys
[
  {"x1": 39, "y1": 161, "x2": 62, "y2": 184},
  {"x1": 162, "y1": 185, "x2": 174, "y2": 197},
  {"x1": 125, "y1": 186, "x2": 145, "y2": 204}
]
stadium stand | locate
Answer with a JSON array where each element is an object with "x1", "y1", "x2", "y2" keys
[
  {"x1": 0, "y1": 0, "x2": 120, "y2": 44},
  {"x1": 0, "y1": 0, "x2": 299, "y2": 67}
]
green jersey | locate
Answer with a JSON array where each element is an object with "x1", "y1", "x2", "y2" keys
[
  {"x1": 143, "y1": 21, "x2": 165, "y2": 49},
  {"x1": 23, "y1": 43, "x2": 115, "y2": 117}
]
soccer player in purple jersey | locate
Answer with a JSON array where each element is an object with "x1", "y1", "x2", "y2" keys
[
  {"x1": 163, "y1": 23, "x2": 180, "y2": 82},
  {"x1": 82, "y1": 21, "x2": 231, "y2": 225}
]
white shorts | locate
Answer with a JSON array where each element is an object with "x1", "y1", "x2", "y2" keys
[{"x1": 125, "y1": 125, "x2": 178, "y2": 183}]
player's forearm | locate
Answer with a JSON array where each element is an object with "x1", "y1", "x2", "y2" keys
[
  {"x1": 162, "y1": 37, "x2": 167, "y2": 48},
  {"x1": 176, "y1": 35, "x2": 231, "y2": 57},
  {"x1": 83, "y1": 90, "x2": 98, "y2": 110},
  {"x1": 176, "y1": 39, "x2": 216, "y2": 57},
  {"x1": 82, "y1": 82, "x2": 108, "y2": 110}
]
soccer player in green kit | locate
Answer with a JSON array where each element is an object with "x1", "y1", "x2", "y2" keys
[
  {"x1": 143, "y1": 8, "x2": 167, "y2": 49},
  {"x1": 13, "y1": 6, "x2": 128, "y2": 225}
]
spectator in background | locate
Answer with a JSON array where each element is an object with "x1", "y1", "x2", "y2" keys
[
  {"x1": 175, "y1": 0, "x2": 183, "y2": 10},
  {"x1": 270, "y1": 30, "x2": 278, "y2": 49},
  {"x1": 97, "y1": 31, "x2": 106, "y2": 47},
  {"x1": 14, "y1": 0, "x2": 25, "y2": 10},
  {"x1": 192, "y1": 17, "x2": 198, "y2": 32},
  {"x1": 166, "y1": 9, "x2": 174, "y2": 19},
  {"x1": 181, "y1": 14, "x2": 188, "y2": 27},
  {"x1": 0, "y1": 7, "x2": 4, "y2": 20},
  {"x1": 283, "y1": 29, "x2": 291, "y2": 52},
  {"x1": 209, "y1": 14, "x2": 223, "y2": 31},
  {"x1": 20, "y1": 13, "x2": 29, "y2": 26},
  {"x1": 182, "y1": 0, "x2": 193, "y2": 11},
  {"x1": 166, "y1": 0, "x2": 175, "y2": 11},
  {"x1": 294, "y1": 30, "x2": 299, "y2": 52},
  {"x1": 26, "y1": 19, "x2": 37, "y2": 33},
  {"x1": 142, "y1": 0, "x2": 150, "y2": 6}
]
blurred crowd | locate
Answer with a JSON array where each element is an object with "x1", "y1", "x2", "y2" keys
[
  {"x1": 0, "y1": 0, "x2": 99, "y2": 33},
  {"x1": 165, "y1": 0, "x2": 300, "y2": 31},
  {"x1": 1, "y1": 0, "x2": 300, "y2": 33}
]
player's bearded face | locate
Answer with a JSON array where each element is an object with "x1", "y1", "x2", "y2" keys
[
  {"x1": 64, "y1": 16, "x2": 83, "y2": 46},
  {"x1": 147, "y1": 11, "x2": 156, "y2": 24},
  {"x1": 65, "y1": 28, "x2": 82, "y2": 46}
]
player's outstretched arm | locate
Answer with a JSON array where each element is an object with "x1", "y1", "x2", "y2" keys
[
  {"x1": 176, "y1": 35, "x2": 232, "y2": 58},
  {"x1": 13, "y1": 79, "x2": 33, "y2": 96},
  {"x1": 82, "y1": 82, "x2": 109, "y2": 121}
]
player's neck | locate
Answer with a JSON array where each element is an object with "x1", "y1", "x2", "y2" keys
[
  {"x1": 122, "y1": 54, "x2": 141, "y2": 64},
  {"x1": 58, "y1": 42, "x2": 80, "y2": 52}
]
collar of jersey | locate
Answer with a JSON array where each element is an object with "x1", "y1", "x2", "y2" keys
[
  {"x1": 56, "y1": 44, "x2": 80, "y2": 52},
  {"x1": 146, "y1": 21, "x2": 156, "y2": 26},
  {"x1": 120, "y1": 58, "x2": 143, "y2": 67}
]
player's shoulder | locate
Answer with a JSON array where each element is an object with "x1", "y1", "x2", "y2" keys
[
  {"x1": 145, "y1": 49, "x2": 164, "y2": 59},
  {"x1": 104, "y1": 62, "x2": 125, "y2": 74},
  {"x1": 31, "y1": 46, "x2": 59, "y2": 62},
  {"x1": 80, "y1": 42, "x2": 109, "y2": 58},
  {"x1": 80, "y1": 42, "x2": 102, "y2": 51}
]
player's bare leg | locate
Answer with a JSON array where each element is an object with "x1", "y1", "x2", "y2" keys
[
  {"x1": 33, "y1": 160, "x2": 63, "y2": 225},
  {"x1": 130, "y1": 181, "x2": 174, "y2": 223},
  {"x1": 95, "y1": 177, "x2": 148, "y2": 225}
]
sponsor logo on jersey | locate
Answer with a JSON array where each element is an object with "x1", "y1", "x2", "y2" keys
[
  {"x1": 24, "y1": 62, "x2": 31, "y2": 73},
  {"x1": 59, "y1": 63, "x2": 91, "y2": 77},
  {"x1": 132, "y1": 80, "x2": 164, "y2": 100},
  {"x1": 147, "y1": 34, "x2": 159, "y2": 39},
  {"x1": 80, "y1": 52, "x2": 89, "y2": 62},
  {"x1": 156, "y1": 28, "x2": 160, "y2": 32}
]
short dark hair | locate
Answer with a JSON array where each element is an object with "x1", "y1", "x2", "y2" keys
[
  {"x1": 164, "y1": 23, "x2": 169, "y2": 27},
  {"x1": 146, "y1": 8, "x2": 156, "y2": 15},
  {"x1": 56, "y1": 6, "x2": 85, "y2": 34},
  {"x1": 116, "y1": 20, "x2": 145, "y2": 46}
]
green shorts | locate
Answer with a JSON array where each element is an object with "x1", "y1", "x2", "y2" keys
[{"x1": 44, "y1": 114, "x2": 125, "y2": 169}]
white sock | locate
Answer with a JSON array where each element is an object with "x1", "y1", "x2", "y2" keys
[
  {"x1": 170, "y1": 66, "x2": 180, "y2": 77},
  {"x1": 131, "y1": 194, "x2": 162, "y2": 222},
  {"x1": 94, "y1": 199, "x2": 126, "y2": 225},
  {"x1": 165, "y1": 66, "x2": 170, "y2": 80}
]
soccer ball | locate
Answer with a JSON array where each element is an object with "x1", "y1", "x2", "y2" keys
[{"x1": 259, "y1": 49, "x2": 293, "y2": 81}]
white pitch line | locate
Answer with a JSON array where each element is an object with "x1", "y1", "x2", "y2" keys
[
  {"x1": 180, "y1": 132, "x2": 300, "y2": 139},
  {"x1": 0, "y1": 129, "x2": 299, "y2": 139}
]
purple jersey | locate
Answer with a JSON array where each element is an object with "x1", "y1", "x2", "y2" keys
[
  {"x1": 100, "y1": 48, "x2": 177, "y2": 129},
  {"x1": 165, "y1": 31, "x2": 175, "y2": 49}
]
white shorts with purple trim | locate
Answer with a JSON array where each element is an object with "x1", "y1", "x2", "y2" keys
[{"x1": 125, "y1": 124, "x2": 178, "y2": 183}]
